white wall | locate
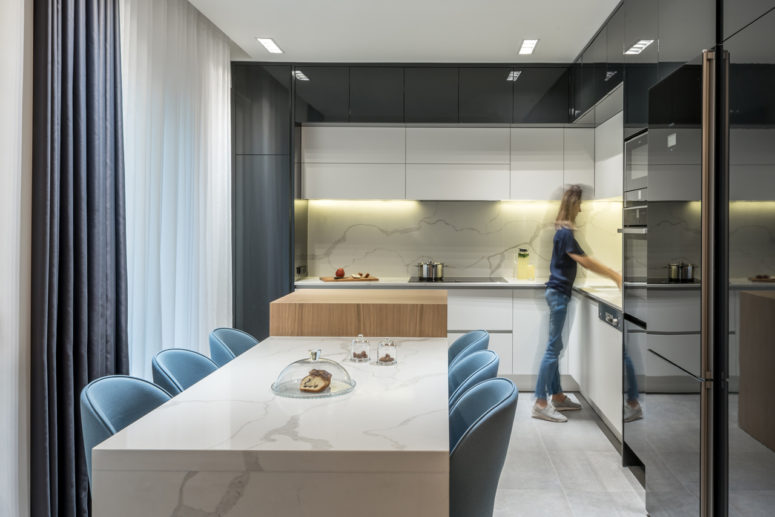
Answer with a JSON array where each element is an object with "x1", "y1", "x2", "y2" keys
[{"x1": 0, "y1": 0, "x2": 32, "y2": 515}]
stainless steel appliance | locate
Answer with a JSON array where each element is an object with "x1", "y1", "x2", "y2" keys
[{"x1": 624, "y1": 130, "x2": 648, "y2": 191}]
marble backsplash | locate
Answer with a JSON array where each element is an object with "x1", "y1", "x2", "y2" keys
[
  {"x1": 649, "y1": 201, "x2": 775, "y2": 280},
  {"x1": 303, "y1": 199, "x2": 623, "y2": 284}
]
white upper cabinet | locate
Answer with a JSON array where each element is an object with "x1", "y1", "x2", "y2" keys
[
  {"x1": 302, "y1": 163, "x2": 405, "y2": 199},
  {"x1": 594, "y1": 112, "x2": 623, "y2": 199},
  {"x1": 301, "y1": 127, "x2": 406, "y2": 199},
  {"x1": 405, "y1": 127, "x2": 510, "y2": 164},
  {"x1": 510, "y1": 128, "x2": 564, "y2": 200},
  {"x1": 301, "y1": 126, "x2": 405, "y2": 163},
  {"x1": 405, "y1": 163, "x2": 510, "y2": 200},
  {"x1": 564, "y1": 128, "x2": 595, "y2": 199},
  {"x1": 404, "y1": 127, "x2": 510, "y2": 200}
]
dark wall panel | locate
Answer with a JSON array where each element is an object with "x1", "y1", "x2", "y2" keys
[{"x1": 232, "y1": 64, "x2": 291, "y2": 155}]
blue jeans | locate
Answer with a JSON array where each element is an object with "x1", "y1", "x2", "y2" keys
[{"x1": 535, "y1": 288, "x2": 570, "y2": 400}]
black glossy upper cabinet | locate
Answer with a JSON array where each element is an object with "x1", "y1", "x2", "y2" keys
[
  {"x1": 623, "y1": 0, "x2": 659, "y2": 135},
  {"x1": 458, "y1": 67, "x2": 513, "y2": 123},
  {"x1": 349, "y1": 67, "x2": 404, "y2": 122},
  {"x1": 581, "y1": 27, "x2": 608, "y2": 116},
  {"x1": 605, "y1": 7, "x2": 624, "y2": 93},
  {"x1": 294, "y1": 66, "x2": 349, "y2": 123},
  {"x1": 404, "y1": 67, "x2": 459, "y2": 123},
  {"x1": 658, "y1": 0, "x2": 714, "y2": 81},
  {"x1": 513, "y1": 67, "x2": 570, "y2": 123},
  {"x1": 232, "y1": 64, "x2": 291, "y2": 155},
  {"x1": 724, "y1": 0, "x2": 775, "y2": 41}
]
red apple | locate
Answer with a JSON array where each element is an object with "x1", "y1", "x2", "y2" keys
[{"x1": 335, "y1": 267, "x2": 345, "y2": 278}]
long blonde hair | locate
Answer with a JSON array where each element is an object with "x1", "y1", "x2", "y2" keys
[{"x1": 555, "y1": 185, "x2": 583, "y2": 229}]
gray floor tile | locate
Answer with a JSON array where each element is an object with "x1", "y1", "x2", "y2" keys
[
  {"x1": 548, "y1": 451, "x2": 636, "y2": 493},
  {"x1": 728, "y1": 490, "x2": 775, "y2": 516},
  {"x1": 498, "y1": 450, "x2": 561, "y2": 490},
  {"x1": 494, "y1": 488, "x2": 573, "y2": 517}
]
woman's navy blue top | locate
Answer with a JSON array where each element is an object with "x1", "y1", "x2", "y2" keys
[{"x1": 545, "y1": 227, "x2": 585, "y2": 296}]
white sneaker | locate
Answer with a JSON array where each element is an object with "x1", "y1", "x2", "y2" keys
[
  {"x1": 552, "y1": 395, "x2": 582, "y2": 412},
  {"x1": 532, "y1": 403, "x2": 568, "y2": 423},
  {"x1": 624, "y1": 403, "x2": 643, "y2": 422}
]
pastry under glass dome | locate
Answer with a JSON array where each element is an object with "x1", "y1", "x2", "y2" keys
[{"x1": 271, "y1": 349, "x2": 356, "y2": 398}]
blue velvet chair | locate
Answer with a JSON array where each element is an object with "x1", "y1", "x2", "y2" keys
[
  {"x1": 448, "y1": 350, "x2": 500, "y2": 408},
  {"x1": 449, "y1": 377, "x2": 518, "y2": 517},
  {"x1": 80, "y1": 375, "x2": 171, "y2": 486},
  {"x1": 209, "y1": 327, "x2": 259, "y2": 367},
  {"x1": 448, "y1": 330, "x2": 489, "y2": 369},
  {"x1": 151, "y1": 348, "x2": 218, "y2": 395}
]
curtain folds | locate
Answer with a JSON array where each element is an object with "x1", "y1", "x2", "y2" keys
[
  {"x1": 31, "y1": 0, "x2": 129, "y2": 515},
  {"x1": 119, "y1": 0, "x2": 233, "y2": 379}
]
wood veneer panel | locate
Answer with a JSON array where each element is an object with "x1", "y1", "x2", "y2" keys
[{"x1": 269, "y1": 289, "x2": 447, "y2": 337}]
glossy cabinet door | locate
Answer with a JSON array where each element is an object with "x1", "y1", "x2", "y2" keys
[
  {"x1": 404, "y1": 67, "x2": 459, "y2": 123},
  {"x1": 458, "y1": 67, "x2": 513, "y2": 123},
  {"x1": 510, "y1": 128, "x2": 564, "y2": 200},
  {"x1": 348, "y1": 67, "x2": 404, "y2": 123},
  {"x1": 658, "y1": 0, "x2": 714, "y2": 82},
  {"x1": 232, "y1": 64, "x2": 291, "y2": 155},
  {"x1": 512, "y1": 67, "x2": 570, "y2": 123},
  {"x1": 564, "y1": 128, "x2": 595, "y2": 198},
  {"x1": 593, "y1": 112, "x2": 624, "y2": 200},
  {"x1": 233, "y1": 155, "x2": 292, "y2": 340},
  {"x1": 623, "y1": 0, "x2": 659, "y2": 136},
  {"x1": 727, "y1": 13, "x2": 775, "y2": 515},
  {"x1": 294, "y1": 66, "x2": 349, "y2": 123},
  {"x1": 724, "y1": 0, "x2": 775, "y2": 40},
  {"x1": 605, "y1": 6, "x2": 625, "y2": 94}
]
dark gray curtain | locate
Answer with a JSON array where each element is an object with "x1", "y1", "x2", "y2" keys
[{"x1": 31, "y1": 0, "x2": 128, "y2": 516}]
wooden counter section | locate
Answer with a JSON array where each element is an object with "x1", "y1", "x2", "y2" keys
[
  {"x1": 739, "y1": 290, "x2": 775, "y2": 452},
  {"x1": 269, "y1": 289, "x2": 447, "y2": 337}
]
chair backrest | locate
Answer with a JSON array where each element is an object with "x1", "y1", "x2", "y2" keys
[
  {"x1": 151, "y1": 348, "x2": 218, "y2": 395},
  {"x1": 449, "y1": 378, "x2": 518, "y2": 517},
  {"x1": 209, "y1": 327, "x2": 259, "y2": 367},
  {"x1": 448, "y1": 350, "x2": 500, "y2": 408},
  {"x1": 80, "y1": 375, "x2": 171, "y2": 486},
  {"x1": 448, "y1": 330, "x2": 489, "y2": 369}
]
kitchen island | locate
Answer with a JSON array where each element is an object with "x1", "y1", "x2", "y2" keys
[{"x1": 91, "y1": 336, "x2": 449, "y2": 517}]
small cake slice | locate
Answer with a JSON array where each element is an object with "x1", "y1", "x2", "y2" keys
[{"x1": 299, "y1": 369, "x2": 332, "y2": 393}]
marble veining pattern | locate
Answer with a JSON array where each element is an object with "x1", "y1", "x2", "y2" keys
[
  {"x1": 306, "y1": 200, "x2": 623, "y2": 285},
  {"x1": 92, "y1": 337, "x2": 450, "y2": 517}
]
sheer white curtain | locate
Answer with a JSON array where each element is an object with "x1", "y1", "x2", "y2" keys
[{"x1": 120, "y1": 0, "x2": 232, "y2": 378}]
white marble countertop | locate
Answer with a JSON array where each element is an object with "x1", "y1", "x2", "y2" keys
[
  {"x1": 95, "y1": 336, "x2": 449, "y2": 459},
  {"x1": 92, "y1": 337, "x2": 451, "y2": 517},
  {"x1": 295, "y1": 276, "x2": 546, "y2": 289}
]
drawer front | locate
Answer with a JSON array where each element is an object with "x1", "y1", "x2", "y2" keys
[{"x1": 447, "y1": 290, "x2": 512, "y2": 331}]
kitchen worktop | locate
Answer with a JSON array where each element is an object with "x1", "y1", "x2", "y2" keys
[
  {"x1": 92, "y1": 336, "x2": 450, "y2": 517},
  {"x1": 295, "y1": 277, "x2": 623, "y2": 310}
]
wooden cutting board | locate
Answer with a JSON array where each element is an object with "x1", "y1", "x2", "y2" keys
[{"x1": 319, "y1": 276, "x2": 379, "y2": 282}]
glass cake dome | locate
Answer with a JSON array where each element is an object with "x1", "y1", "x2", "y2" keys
[{"x1": 271, "y1": 349, "x2": 356, "y2": 399}]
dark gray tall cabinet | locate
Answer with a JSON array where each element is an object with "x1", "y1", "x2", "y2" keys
[{"x1": 232, "y1": 64, "x2": 293, "y2": 340}]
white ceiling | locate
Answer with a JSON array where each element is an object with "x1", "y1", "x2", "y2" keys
[{"x1": 189, "y1": 0, "x2": 621, "y2": 63}]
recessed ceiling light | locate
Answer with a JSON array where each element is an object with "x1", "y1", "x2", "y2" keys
[
  {"x1": 604, "y1": 70, "x2": 618, "y2": 82},
  {"x1": 506, "y1": 71, "x2": 522, "y2": 81},
  {"x1": 518, "y1": 39, "x2": 539, "y2": 55},
  {"x1": 624, "y1": 39, "x2": 654, "y2": 55},
  {"x1": 256, "y1": 37, "x2": 283, "y2": 54},
  {"x1": 293, "y1": 70, "x2": 309, "y2": 81}
]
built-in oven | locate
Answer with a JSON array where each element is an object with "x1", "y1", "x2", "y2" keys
[
  {"x1": 624, "y1": 130, "x2": 648, "y2": 192},
  {"x1": 621, "y1": 187, "x2": 647, "y2": 324}
]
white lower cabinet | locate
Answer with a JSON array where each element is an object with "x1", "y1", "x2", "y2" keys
[
  {"x1": 448, "y1": 332, "x2": 513, "y2": 376},
  {"x1": 447, "y1": 290, "x2": 513, "y2": 376},
  {"x1": 512, "y1": 290, "x2": 570, "y2": 380},
  {"x1": 570, "y1": 293, "x2": 623, "y2": 437}
]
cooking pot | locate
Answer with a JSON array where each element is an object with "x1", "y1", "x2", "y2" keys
[
  {"x1": 667, "y1": 262, "x2": 695, "y2": 283},
  {"x1": 416, "y1": 259, "x2": 444, "y2": 280}
]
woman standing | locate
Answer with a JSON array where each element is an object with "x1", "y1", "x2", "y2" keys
[{"x1": 532, "y1": 185, "x2": 622, "y2": 423}]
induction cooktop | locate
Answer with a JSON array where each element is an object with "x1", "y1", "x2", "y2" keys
[{"x1": 409, "y1": 276, "x2": 508, "y2": 283}]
